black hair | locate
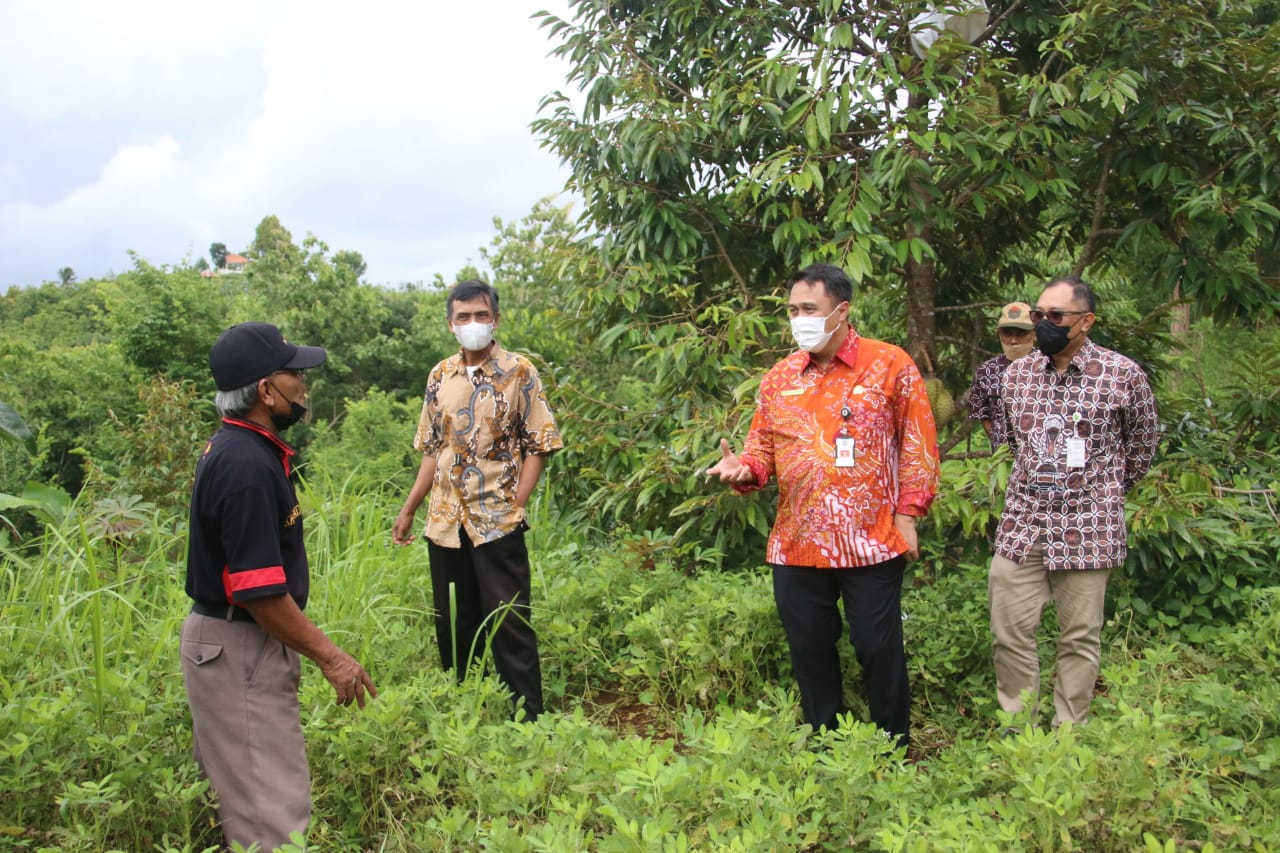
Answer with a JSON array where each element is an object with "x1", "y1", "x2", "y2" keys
[
  {"x1": 446, "y1": 279, "x2": 500, "y2": 320},
  {"x1": 787, "y1": 263, "x2": 853, "y2": 305},
  {"x1": 1044, "y1": 275, "x2": 1098, "y2": 313}
]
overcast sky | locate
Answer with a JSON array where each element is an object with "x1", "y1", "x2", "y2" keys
[{"x1": 0, "y1": 0, "x2": 579, "y2": 289}]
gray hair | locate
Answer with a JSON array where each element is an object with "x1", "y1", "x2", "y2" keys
[{"x1": 215, "y1": 382, "x2": 260, "y2": 418}]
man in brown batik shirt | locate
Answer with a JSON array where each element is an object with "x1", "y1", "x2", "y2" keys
[
  {"x1": 990, "y1": 276, "x2": 1158, "y2": 728},
  {"x1": 392, "y1": 280, "x2": 563, "y2": 721}
]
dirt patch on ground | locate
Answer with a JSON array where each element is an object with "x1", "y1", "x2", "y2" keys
[{"x1": 580, "y1": 689, "x2": 682, "y2": 745}]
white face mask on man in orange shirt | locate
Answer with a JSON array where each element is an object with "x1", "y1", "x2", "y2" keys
[{"x1": 790, "y1": 303, "x2": 846, "y2": 352}]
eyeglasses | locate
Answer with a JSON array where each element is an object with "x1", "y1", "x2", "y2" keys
[
  {"x1": 272, "y1": 368, "x2": 306, "y2": 381},
  {"x1": 1030, "y1": 308, "x2": 1089, "y2": 324}
]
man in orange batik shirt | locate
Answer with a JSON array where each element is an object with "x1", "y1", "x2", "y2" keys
[{"x1": 708, "y1": 263, "x2": 939, "y2": 749}]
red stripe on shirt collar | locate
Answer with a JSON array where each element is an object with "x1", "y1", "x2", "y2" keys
[{"x1": 221, "y1": 417, "x2": 296, "y2": 476}]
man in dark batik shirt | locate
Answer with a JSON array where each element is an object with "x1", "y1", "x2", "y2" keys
[
  {"x1": 968, "y1": 301, "x2": 1036, "y2": 447},
  {"x1": 990, "y1": 276, "x2": 1158, "y2": 728}
]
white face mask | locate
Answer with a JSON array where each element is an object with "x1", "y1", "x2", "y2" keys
[
  {"x1": 452, "y1": 321, "x2": 494, "y2": 352},
  {"x1": 790, "y1": 304, "x2": 845, "y2": 352}
]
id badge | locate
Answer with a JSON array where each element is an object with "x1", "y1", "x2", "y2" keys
[
  {"x1": 1065, "y1": 437, "x2": 1087, "y2": 468},
  {"x1": 835, "y1": 435, "x2": 856, "y2": 468}
]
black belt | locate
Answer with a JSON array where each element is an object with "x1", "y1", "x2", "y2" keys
[{"x1": 191, "y1": 600, "x2": 256, "y2": 623}]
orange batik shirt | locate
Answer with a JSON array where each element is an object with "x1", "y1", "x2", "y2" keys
[{"x1": 737, "y1": 330, "x2": 939, "y2": 568}]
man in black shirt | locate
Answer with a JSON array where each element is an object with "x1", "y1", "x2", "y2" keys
[{"x1": 181, "y1": 322, "x2": 376, "y2": 851}]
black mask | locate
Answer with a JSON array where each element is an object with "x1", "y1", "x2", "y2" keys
[
  {"x1": 267, "y1": 381, "x2": 308, "y2": 431},
  {"x1": 271, "y1": 400, "x2": 308, "y2": 432},
  {"x1": 1035, "y1": 318, "x2": 1075, "y2": 356}
]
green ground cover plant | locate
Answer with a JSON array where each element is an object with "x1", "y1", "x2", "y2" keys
[{"x1": 2, "y1": 471, "x2": 1276, "y2": 852}]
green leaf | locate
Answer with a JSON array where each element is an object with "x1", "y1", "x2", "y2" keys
[
  {"x1": 0, "y1": 401, "x2": 34, "y2": 453},
  {"x1": 781, "y1": 94, "x2": 813, "y2": 129},
  {"x1": 814, "y1": 93, "x2": 833, "y2": 143},
  {"x1": 803, "y1": 113, "x2": 820, "y2": 149}
]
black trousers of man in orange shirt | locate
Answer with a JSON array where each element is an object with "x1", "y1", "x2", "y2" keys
[{"x1": 771, "y1": 555, "x2": 910, "y2": 748}]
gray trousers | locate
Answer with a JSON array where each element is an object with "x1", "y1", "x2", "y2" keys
[{"x1": 181, "y1": 612, "x2": 310, "y2": 851}]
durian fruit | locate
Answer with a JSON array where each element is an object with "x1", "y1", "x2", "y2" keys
[{"x1": 924, "y1": 377, "x2": 956, "y2": 427}]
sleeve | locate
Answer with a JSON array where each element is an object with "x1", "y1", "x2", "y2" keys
[
  {"x1": 413, "y1": 367, "x2": 445, "y2": 456},
  {"x1": 1121, "y1": 363, "x2": 1160, "y2": 492},
  {"x1": 999, "y1": 368, "x2": 1019, "y2": 453},
  {"x1": 517, "y1": 362, "x2": 565, "y2": 455},
  {"x1": 968, "y1": 362, "x2": 993, "y2": 422},
  {"x1": 892, "y1": 356, "x2": 940, "y2": 516},
  {"x1": 735, "y1": 398, "x2": 775, "y2": 494},
  {"x1": 218, "y1": 483, "x2": 288, "y2": 603}
]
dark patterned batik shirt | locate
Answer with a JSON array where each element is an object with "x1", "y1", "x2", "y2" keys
[
  {"x1": 967, "y1": 354, "x2": 1014, "y2": 446},
  {"x1": 995, "y1": 339, "x2": 1158, "y2": 571},
  {"x1": 413, "y1": 342, "x2": 563, "y2": 547}
]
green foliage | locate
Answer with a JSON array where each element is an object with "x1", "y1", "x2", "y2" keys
[
  {"x1": 532, "y1": 0, "x2": 1280, "y2": 560},
  {"x1": 2, "y1": 477, "x2": 1278, "y2": 851},
  {"x1": 0, "y1": 338, "x2": 142, "y2": 496},
  {"x1": 1120, "y1": 320, "x2": 1280, "y2": 628},
  {"x1": 538, "y1": 532, "x2": 787, "y2": 713},
  {"x1": 0, "y1": 400, "x2": 34, "y2": 453},
  {"x1": 104, "y1": 256, "x2": 231, "y2": 385},
  {"x1": 304, "y1": 388, "x2": 420, "y2": 493},
  {"x1": 480, "y1": 198, "x2": 587, "y2": 370},
  {"x1": 94, "y1": 377, "x2": 212, "y2": 516},
  {"x1": 903, "y1": 560, "x2": 1000, "y2": 732},
  {"x1": 0, "y1": 277, "x2": 112, "y2": 348},
  {"x1": 244, "y1": 214, "x2": 304, "y2": 283},
  {"x1": 234, "y1": 217, "x2": 461, "y2": 426}
]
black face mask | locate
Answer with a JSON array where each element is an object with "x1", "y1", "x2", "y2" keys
[
  {"x1": 267, "y1": 382, "x2": 308, "y2": 432},
  {"x1": 1035, "y1": 318, "x2": 1075, "y2": 356}
]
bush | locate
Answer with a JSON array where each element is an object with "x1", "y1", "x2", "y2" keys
[
  {"x1": 2, "y1": 480, "x2": 1278, "y2": 850},
  {"x1": 304, "y1": 388, "x2": 421, "y2": 495},
  {"x1": 1120, "y1": 321, "x2": 1280, "y2": 628}
]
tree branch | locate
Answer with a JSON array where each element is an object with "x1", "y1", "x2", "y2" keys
[
  {"x1": 973, "y1": 0, "x2": 1027, "y2": 49},
  {"x1": 1073, "y1": 146, "x2": 1114, "y2": 275},
  {"x1": 695, "y1": 210, "x2": 754, "y2": 304}
]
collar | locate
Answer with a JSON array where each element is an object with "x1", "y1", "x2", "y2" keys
[
  {"x1": 799, "y1": 327, "x2": 859, "y2": 371},
  {"x1": 221, "y1": 417, "x2": 296, "y2": 474},
  {"x1": 1036, "y1": 337, "x2": 1097, "y2": 374},
  {"x1": 446, "y1": 340, "x2": 504, "y2": 376}
]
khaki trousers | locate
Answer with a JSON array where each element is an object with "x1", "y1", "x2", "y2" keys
[
  {"x1": 988, "y1": 545, "x2": 1110, "y2": 726},
  {"x1": 181, "y1": 612, "x2": 310, "y2": 852}
]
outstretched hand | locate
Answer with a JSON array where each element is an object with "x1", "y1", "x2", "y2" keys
[{"x1": 706, "y1": 439, "x2": 754, "y2": 485}]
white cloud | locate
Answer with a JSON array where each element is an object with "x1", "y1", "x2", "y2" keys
[{"x1": 0, "y1": 0, "x2": 577, "y2": 288}]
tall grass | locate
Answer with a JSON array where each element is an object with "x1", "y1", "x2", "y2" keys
[{"x1": 1, "y1": 475, "x2": 1277, "y2": 851}]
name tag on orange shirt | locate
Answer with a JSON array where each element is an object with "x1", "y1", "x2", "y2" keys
[
  {"x1": 835, "y1": 435, "x2": 856, "y2": 467},
  {"x1": 780, "y1": 387, "x2": 805, "y2": 397}
]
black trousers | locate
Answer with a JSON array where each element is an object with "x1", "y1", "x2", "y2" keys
[
  {"x1": 771, "y1": 557, "x2": 910, "y2": 746},
  {"x1": 427, "y1": 525, "x2": 543, "y2": 720}
]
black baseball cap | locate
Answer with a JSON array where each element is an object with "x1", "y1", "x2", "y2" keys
[{"x1": 208, "y1": 322, "x2": 327, "y2": 391}]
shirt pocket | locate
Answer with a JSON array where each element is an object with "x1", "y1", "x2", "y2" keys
[{"x1": 844, "y1": 386, "x2": 892, "y2": 433}]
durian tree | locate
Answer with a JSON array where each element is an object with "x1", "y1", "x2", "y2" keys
[{"x1": 533, "y1": 0, "x2": 1280, "y2": 563}]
